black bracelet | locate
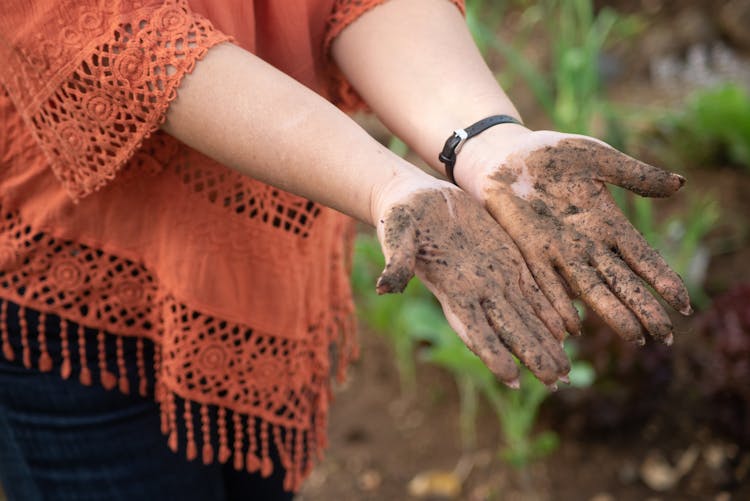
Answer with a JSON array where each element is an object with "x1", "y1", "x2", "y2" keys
[{"x1": 438, "y1": 114, "x2": 523, "y2": 185}]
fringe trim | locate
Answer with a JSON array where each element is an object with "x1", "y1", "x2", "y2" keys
[
  {"x1": 60, "y1": 317, "x2": 72, "y2": 379},
  {"x1": 0, "y1": 299, "x2": 356, "y2": 492},
  {"x1": 136, "y1": 337, "x2": 148, "y2": 397},
  {"x1": 0, "y1": 299, "x2": 13, "y2": 361},
  {"x1": 156, "y1": 392, "x2": 321, "y2": 491},
  {"x1": 77, "y1": 323, "x2": 92, "y2": 386},
  {"x1": 37, "y1": 312, "x2": 53, "y2": 372},
  {"x1": 18, "y1": 305, "x2": 30, "y2": 368}
]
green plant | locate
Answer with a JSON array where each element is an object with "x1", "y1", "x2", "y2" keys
[
  {"x1": 488, "y1": 0, "x2": 625, "y2": 138},
  {"x1": 648, "y1": 83, "x2": 750, "y2": 171},
  {"x1": 466, "y1": 0, "x2": 528, "y2": 56},
  {"x1": 417, "y1": 316, "x2": 559, "y2": 467}
]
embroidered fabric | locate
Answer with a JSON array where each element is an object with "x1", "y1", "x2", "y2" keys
[
  {"x1": 0, "y1": 199, "x2": 355, "y2": 490},
  {"x1": 0, "y1": 0, "x2": 365, "y2": 490},
  {"x1": 1, "y1": 0, "x2": 231, "y2": 199},
  {"x1": 0, "y1": 294, "x2": 331, "y2": 491}
]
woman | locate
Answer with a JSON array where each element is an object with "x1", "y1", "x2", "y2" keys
[{"x1": 0, "y1": 0, "x2": 689, "y2": 499}]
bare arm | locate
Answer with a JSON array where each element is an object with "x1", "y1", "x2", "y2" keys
[
  {"x1": 162, "y1": 42, "x2": 425, "y2": 224},
  {"x1": 160, "y1": 41, "x2": 570, "y2": 386},
  {"x1": 332, "y1": 0, "x2": 691, "y2": 342},
  {"x1": 331, "y1": 0, "x2": 525, "y2": 182}
]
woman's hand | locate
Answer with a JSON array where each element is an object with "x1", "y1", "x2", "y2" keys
[
  {"x1": 455, "y1": 127, "x2": 692, "y2": 345},
  {"x1": 372, "y1": 173, "x2": 571, "y2": 387},
  {"x1": 163, "y1": 44, "x2": 572, "y2": 387}
]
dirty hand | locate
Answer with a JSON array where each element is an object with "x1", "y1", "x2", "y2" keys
[
  {"x1": 455, "y1": 127, "x2": 691, "y2": 345},
  {"x1": 372, "y1": 173, "x2": 571, "y2": 386}
]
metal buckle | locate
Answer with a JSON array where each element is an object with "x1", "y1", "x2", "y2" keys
[{"x1": 452, "y1": 128, "x2": 469, "y2": 154}]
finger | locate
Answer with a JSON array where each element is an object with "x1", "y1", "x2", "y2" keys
[
  {"x1": 518, "y1": 266, "x2": 567, "y2": 342},
  {"x1": 617, "y1": 233, "x2": 691, "y2": 314},
  {"x1": 591, "y1": 249, "x2": 674, "y2": 344},
  {"x1": 481, "y1": 297, "x2": 562, "y2": 385},
  {"x1": 558, "y1": 258, "x2": 645, "y2": 344},
  {"x1": 376, "y1": 205, "x2": 417, "y2": 294},
  {"x1": 505, "y1": 291, "x2": 571, "y2": 377},
  {"x1": 526, "y1": 261, "x2": 582, "y2": 336},
  {"x1": 440, "y1": 298, "x2": 520, "y2": 386},
  {"x1": 582, "y1": 140, "x2": 685, "y2": 197},
  {"x1": 601, "y1": 203, "x2": 692, "y2": 314}
]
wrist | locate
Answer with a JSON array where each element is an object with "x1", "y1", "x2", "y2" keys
[
  {"x1": 369, "y1": 162, "x2": 453, "y2": 227},
  {"x1": 453, "y1": 123, "x2": 531, "y2": 198}
]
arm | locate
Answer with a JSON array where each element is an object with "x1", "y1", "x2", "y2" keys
[
  {"x1": 0, "y1": 0, "x2": 570, "y2": 386},
  {"x1": 162, "y1": 42, "x2": 410, "y2": 224},
  {"x1": 332, "y1": 0, "x2": 691, "y2": 343},
  {"x1": 162, "y1": 42, "x2": 570, "y2": 386},
  {"x1": 330, "y1": 0, "x2": 523, "y2": 184}
]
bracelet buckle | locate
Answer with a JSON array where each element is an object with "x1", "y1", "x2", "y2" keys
[
  {"x1": 452, "y1": 128, "x2": 469, "y2": 154},
  {"x1": 438, "y1": 114, "x2": 523, "y2": 185}
]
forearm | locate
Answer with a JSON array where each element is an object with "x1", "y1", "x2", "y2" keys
[
  {"x1": 162, "y1": 42, "x2": 425, "y2": 224},
  {"x1": 162, "y1": 42, "x2": 574, "y2": 386},
  {"x1": 332, "y1": 0, "x2": 525, "y2": 185}
]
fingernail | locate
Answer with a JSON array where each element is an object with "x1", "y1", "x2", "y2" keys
[
  {"x1": 664, "y1": 332, "x2": 674, "y2": 346},
  {"x1": 546, "y1": 382, "x2": 559, "y2": 392},
  {"x1": 505, "y1": 378, "x2": 521, "y2": 390},
  {"x1": 680, "y1": 304, "x2": 694, "y2": 316},
  {"x1": 558, "y1": 374, "x2": 570, "y2": 385}
]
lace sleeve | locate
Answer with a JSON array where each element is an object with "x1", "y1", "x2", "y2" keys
[
  {"x1": 0, "y1": 0, "x2": 231, "y2": 199},
  {"x1": 323, "y1": 0, "x2": 466, "y2": 112}
]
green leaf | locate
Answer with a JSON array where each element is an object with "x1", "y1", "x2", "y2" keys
[
  {"x1": 530, "y1": 430, "x2": 560, "y2": 457},
  {"x1": 568, "y1": 360, "x2": 596, "y2": 388},
  {"x1": 422, "y1": 338, "x2": 496, "y2": 387},
  {"x1": 397, "y1": 300, "x2": 448, "y2": 344}
]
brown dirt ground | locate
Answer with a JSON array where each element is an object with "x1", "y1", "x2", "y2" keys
[
  {"x1": 297, "y1": 313, "x2": 750, "y2": 501},
  {"x1": 299, "y1": 2, "x2": 750, "y2": 500}
]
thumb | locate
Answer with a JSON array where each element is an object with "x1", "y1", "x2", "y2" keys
[{"x1": 375, "y1": 204, "x2": 417, "y2": 294}]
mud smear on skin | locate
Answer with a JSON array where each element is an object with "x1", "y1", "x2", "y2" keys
[
  {"x1": 378, "y1": 189, "x2": 570, "y2": 383},
  {"x1": 482, "y1": 138, "x2": 690, "y2": 344}
]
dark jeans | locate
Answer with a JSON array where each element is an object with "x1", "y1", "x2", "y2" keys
[{"x1": 0, "y1": 303, "x2": 294, "y2": 501}]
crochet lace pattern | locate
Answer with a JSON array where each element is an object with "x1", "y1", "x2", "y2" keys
[
  {"x1": 0, "y1": 176, "x2": 357, "y2": 491},
  {"x1": 0, "y1": 0, "x2": 364, "y2": 491},
  {"x1": 2, "y1": 1, "x2": 231, "y2": 200}
]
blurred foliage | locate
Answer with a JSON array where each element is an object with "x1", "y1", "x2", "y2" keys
[
  {"x1": 617, "y1": 86, "x2": 750, "y2": 307},
  {"x1": 470, "y1": 0, "x2": 627, "y2": 138},
  {"x1": 646, "y1": 83, "x2": 750, "y2": 172},
  {"x1": 351, "y1": 0, "x2": 736, "y2": 475}
]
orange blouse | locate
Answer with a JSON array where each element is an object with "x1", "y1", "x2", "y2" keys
[{"x1": 0, "y1": 0, "x2": 463, "y2": 491}]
